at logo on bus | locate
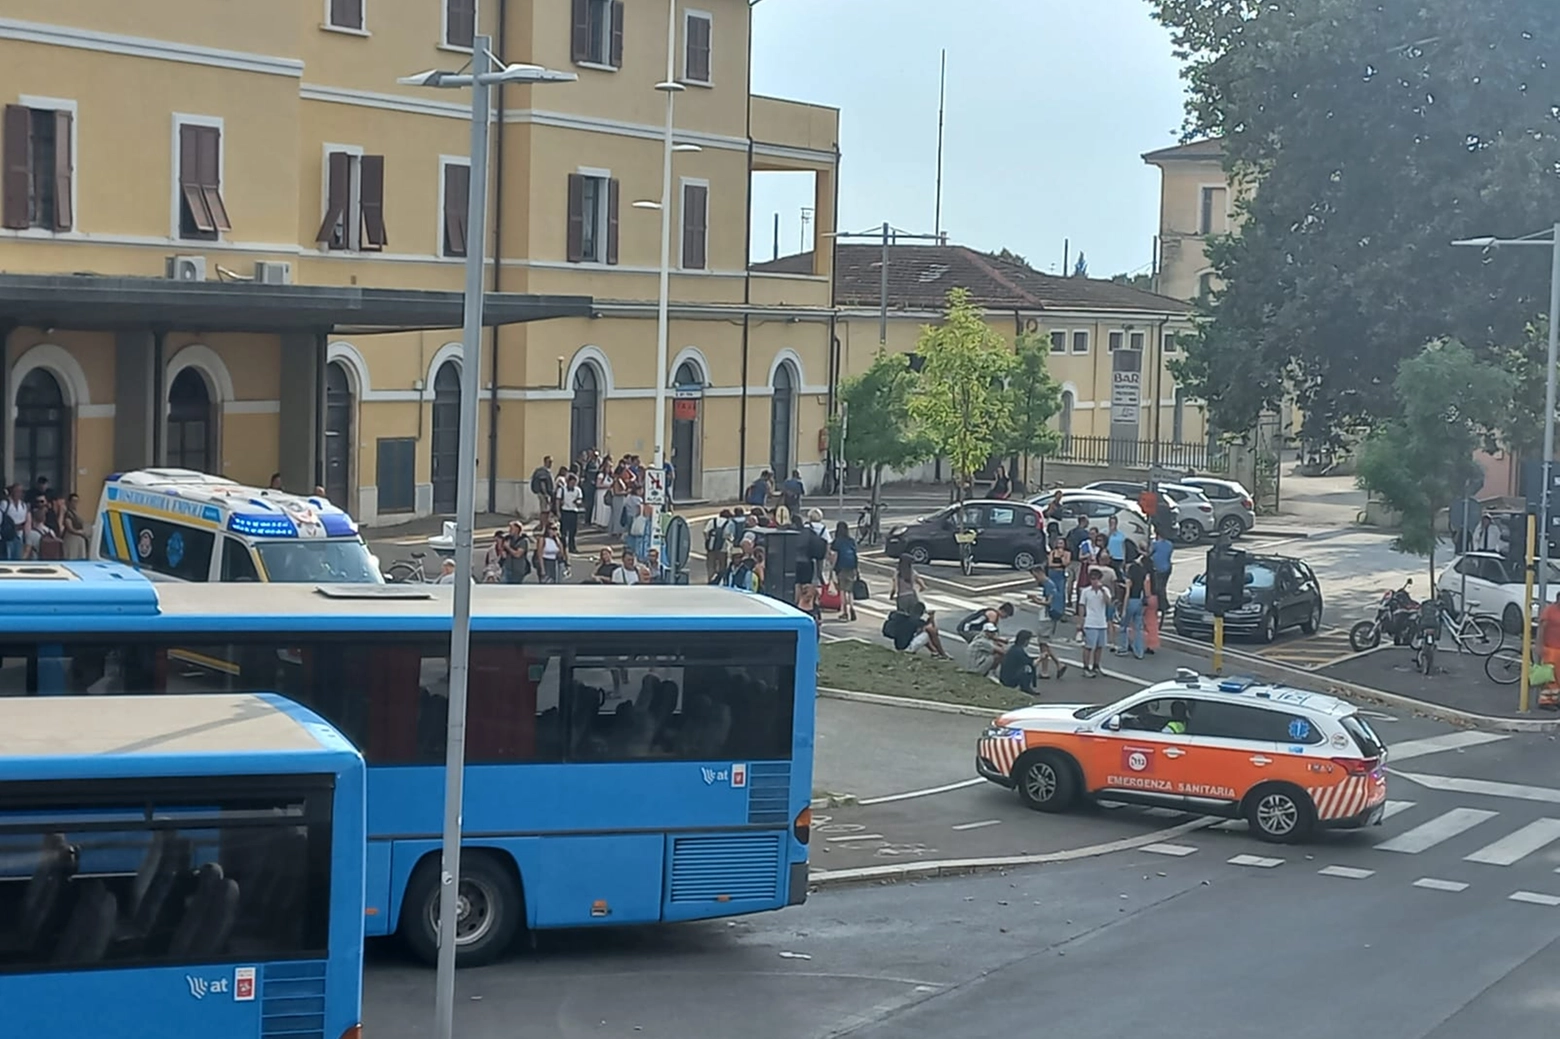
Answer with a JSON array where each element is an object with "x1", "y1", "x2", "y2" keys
[
  {"x1": 700, "y1": 763, "x2": 748, "y2": 788},
  {"x1": 186, "y1": 967, "x2": 255, "y2": 1001}
]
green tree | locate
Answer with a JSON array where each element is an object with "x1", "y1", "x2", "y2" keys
[
  {"x1": 1355, "y1": 339, "x2": 1514, "y2": 578},
  {"x1": 1147, "y1": 0, "x2": 1560, "y2": 443},
  {"x1": 908, "y1": 288, "x2": 1015, "y2": 499},
  {"x1": 1001, "y1": 331, "x2": 1063, "y2": 486},
  {"x1": 1494, "y1": 315, "x2": 1556, "y2": 459},
  {"x1": 831, "y1": 351, "x2": 931, "y2": 513}
]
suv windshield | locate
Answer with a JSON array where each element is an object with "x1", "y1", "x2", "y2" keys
[{"x1": 256, "y1": 539, "x2": 382, "y2": 583}]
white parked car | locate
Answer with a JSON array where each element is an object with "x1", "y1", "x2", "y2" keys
[
  {"x1": 1027, "y1": 490, "x2": 1153, "y2": 549},
  {"x1": 1437, "y1": 552, "x2": 1560, "y2": 634}
]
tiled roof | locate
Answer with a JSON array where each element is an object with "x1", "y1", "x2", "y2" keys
[
  {"x1": 1142, "y1": 137, "x2": 1224, "y2": 163},
  {"x1": 752, "y1": 244, "x2": 1191, "y2": 315}
]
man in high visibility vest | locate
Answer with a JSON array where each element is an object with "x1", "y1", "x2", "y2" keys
[{"x1": 1162, "y1": 700, "x2": 1190, "y2": 734}]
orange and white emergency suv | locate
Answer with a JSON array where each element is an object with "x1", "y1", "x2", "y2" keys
[{"x1": 976, "y1": 669, "x2": 1388, "y2": 843}]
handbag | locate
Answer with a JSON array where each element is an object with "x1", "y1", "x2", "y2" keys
[
  {"x1": 852, "y1": 577, "x2": 870, "y2": 601},
  {"x1": 819, "y1": 582, "x2": 843, "y2": 611},
  {"x1": 1531, "y1": 662, "x2": 1556, "y2": 687}
]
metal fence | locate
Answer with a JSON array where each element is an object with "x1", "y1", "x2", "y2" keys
[{"x1": 1049, "y1": 435, "x2": 1230, "y2": 475}]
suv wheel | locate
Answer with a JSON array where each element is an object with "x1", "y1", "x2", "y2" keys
[
  {"x1": 1177, "y1": 519, "x2": 1204, "y2": 544},
  {"x1": 1246, "y1": 784, "x2": 1316, "y2": 844},
  {"x1": 1219, "y1": 515, "x2": 1246, "y2": 538}
]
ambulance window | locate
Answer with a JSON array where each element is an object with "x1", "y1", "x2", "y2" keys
[
  {"x1": 222, "y1": 538, "x2": 261, "y2": 582},
  {"x1": 1340, "y1": 715, "x2": 1385, "y2": 757},
  {"x1": 1187, "y1": 701, "x2": 1291, "y2": 742}
]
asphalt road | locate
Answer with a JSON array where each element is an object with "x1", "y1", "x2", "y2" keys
[{"x1": 361, "y1": 726, "x2": 1560, "y2": 1038}]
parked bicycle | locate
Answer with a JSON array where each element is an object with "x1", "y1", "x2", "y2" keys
[
  {"x1": 385, "y1": 551, "x2": 431, "y2": 584},
  {"x1": 856, "y1": 501, "x2": 888, "y2": 545},
  {"x1": 1485, "y1": 646, "x2": 1526, "y2": 685},
  {"x1": 1408, "y1": 591, "x2": 1503, "y2": 673}
]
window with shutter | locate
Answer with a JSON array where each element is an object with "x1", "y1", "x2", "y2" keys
[
  {"x1": 2, "y1": 104, "x2": 72, "y2": 232},
  {"x1": 359, "y1": 154, "x2": 386, "y2": 249},
  {"x1": 681, "y1": 183, "x2": 707, "y2": 270},
  {"x1": 605, "y1": 178, "x2": 620, "y2": 266},
  {"x1": 443, "y1": 161, "x2": 470, "y2": 257},
  {"x1": 684, "y1": 13, "x2": 712, "y2": 83},
  {"x1": 609, "y1": 1, "x2": 625, "y2": 67},
  {"x1": 566, "y1": 173, "x2": 585, "y2": 263},
  {"x1": 177, "y1": 123, "x2": 228, "y2": 240},
  {"x1": 315, "y1": 151, "x2": 351, "y2": 247},
  {"x1": 49, "y1": 110, "x2": 71, "y2": 232},
  {"x1": 445, "y1": 0, "x2": 475, "y2": 49},
  {"x1": 575, "y1": 0, "x2": 616, "y2": 66},
  {"x1": 2, "y1": 105, "x2": 29, "y2": 230},
  {"x1": 328, "y1": 0, "x2": 364, "y2": 31}
]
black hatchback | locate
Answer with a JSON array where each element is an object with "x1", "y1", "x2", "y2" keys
[
  {"x1": 1171, "y1": 555, "x2": 1324, "y2": 643},
  {"x1": 885, "y1": 500, "x2": 1052, "y2": 571}
]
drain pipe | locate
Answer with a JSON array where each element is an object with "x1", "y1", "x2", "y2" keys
[
  {"x1": 737, "y1": 0, "x2": 758, "y2": 496},
  {"x1": 485, "y1": 0, "x2": 511, "y2": 514}
]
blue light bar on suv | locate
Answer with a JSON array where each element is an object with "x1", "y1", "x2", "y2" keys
[{"x1": 229, "y1": 514, "x2": 298, "y2": 538}]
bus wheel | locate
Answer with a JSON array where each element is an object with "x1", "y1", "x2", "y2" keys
[{"x1": 401, "y1": 853, "x2": 522, "y2": 968}]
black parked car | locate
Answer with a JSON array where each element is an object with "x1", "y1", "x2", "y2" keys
[
  {"x1": 885, "y1": 500, "x2": 1051, "y2": 571},
  {"x1": 1172, "y1": 555, "x2": 1323, "y2": 643}
]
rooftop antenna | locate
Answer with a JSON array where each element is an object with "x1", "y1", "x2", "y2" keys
[{"x1": 934, "y1": 48, "x2": 947, "y2": 241}]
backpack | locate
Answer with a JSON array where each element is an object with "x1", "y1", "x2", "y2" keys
[
  {"x1": 806, "y1": 526, "x2": 828, "y2": 561},
  {"x1": 530, "y1": 469, "x2": 550, "y2": 497},
  {"x1": 0, "y1": 507, "x2": 15, "y2": 543},
  {"x1": 834, "y1": 538, "x2": 858, "y2": 571},
  {"x1": 956, "y1": 608, "x2": 988, "y2": 638},
  {"x1": 705, "y1": 518, "x2": 729, "y2": 554},
  {"x1": 727, "y1": 560, "x2": 759, "y2": 592}
]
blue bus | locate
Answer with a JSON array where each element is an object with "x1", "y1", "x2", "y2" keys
[
  {"x1": 0, "y1": 562, "x2": 816, "y2": 966},
  {"x1": 0, "y1": 691, "x2": 366, "y2": 1039}
]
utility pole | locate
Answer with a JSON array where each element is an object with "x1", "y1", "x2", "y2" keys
[
  {"x1": 934, "y1": 49, "x2": 947, "y2": 240},
  {"x1": 827, "y1": 223, "x2": 945, "y2": 345}
]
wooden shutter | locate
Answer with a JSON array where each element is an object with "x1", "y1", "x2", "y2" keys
[
  {"x1": 200, "y1": 128, "x2": 231, "y2": 231},
  {"x1": 605, "y1": 177, "x2": 620, "y2": 266},
  {"x1": 570, "y1": 0, "x2": 591, "y2": 62},
  {"x1": 687, "y1": 15, "x2": 711, "y2": 82},
  {"x1": 3, "y1": 105, "x2": 31, "y2": 230},
  {"x1": 443, "y1": 163, "x2": 469, "y2": 256},
  {"x1": 51, "y1": 110, "x2": 71, "y2": 231},
  {"x1": 314, "y1": 151, "x2": 351, "y2": 244},
  {"x1": 329, "y1": 0, "x2": 362, "y2": 30},
  {"x1": 565, "y1": 173, "x2": 585, "y2": 263},
  {"x1": 610, "y1": 1, "x2": 625, "y2": 67},
  {"x1": 446, "y1": 0, "x2": 475, "y2": 48},
  {"x1": 359, "y1": 154, "x2": 386, "y2": 249},
  {"x1": 179, "y1": 124, "x2": 216, "y2": 233},
  {"x1": 682, "y1": 183, "x2": 707, "y2": 269}
]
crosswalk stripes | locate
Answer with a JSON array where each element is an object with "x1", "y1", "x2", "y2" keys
[
  {"x1": 1463, "y1": 818, "x2": 1560, "y2": 866},
  {"x1": 1376, "y1": 807, "x2": 1499, "y2": 854}
]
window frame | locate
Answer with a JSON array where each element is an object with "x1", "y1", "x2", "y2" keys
[
  {"x1": 679, "y1": 176, "x2": 709, "y2": 270},
  {"x1": 1162, "y1": 330, "x2": 1180, "y2": 354},
  {"x1": 1107, "y1": 330, "x2": 1124, "y2": 352},
  {"x1": 683, "y1": 9, "x2": 714, "y2": 85},
  {"x1": 5, "y1": 96, "x2": 76, "y2": 234},
  {"x1": 1070, "y1": 329, "x2": 1090, "y2": 354},
  {"x1": 1128, "y1": 330, "x2": 1146, "y2": 352},
  {"x1": 170, "y1": 113, "x2": 229, "y2": 242},
  {"x1": 442, "y1": 0, "x2": 477, "y2": 51},
  {"x1": 322, "y1": 0, "x2": 368, "y2": 35},
  {"x1": 1049, "y1": 330, "x2": 1067, "y2": 354},
  {"x1": 1199, "y1": 184, "x2": 1227, "y2": 236},
  {"x1": 573, "y1": 0, "x2": 621, "y2": 70},
  {"x1": 438, "y1": 155, "x2": 472, "y2": 259},
  {"x1": 317, "y1": 142, "x2": 363, "y2": 252},
  {"x1": 570, "y1": 166, "x2": 614, "y2": 265}
]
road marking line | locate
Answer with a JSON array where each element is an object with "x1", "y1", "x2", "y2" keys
[
  {"x1": 1142, "y1": 807, "x2": 1187, "y2": 819},
  {"x1": 951, "y1": 819, "x2": 1002, "y2": 831},
  {"x1": 921, "y1": 592, "x2": 985, "y2": 611},
  {"x1": 1413, "y1": 878, "x2": 1470, "y2": 892},
  {"x1": 857, "y1": 777, "x2": 985, "y2": 806},
  {"x1": 1378, "y1": 808, "x2": 1499, "y2": 853},
  {"x1": 1319, "y1": 865, "x2": 1375, "y2": 879},
  {"x1": 1382, "y1": 800, "x2": 1416, "y2": 820},
  {"x1": 1209, "y1": 819, "x2": 1247, "y2": 831},
  {"x1": 1464, "y1": 818, "x2": 1560, "y2": 866},
  {"x1": 1509, "y1": 890, "x2": 1560, "y2": 906},
  {"x1": 826, "y1": 833, "x2": 884, "y2": 842},
  {"x1": 1391, "y1": 772, "x2": 1560, "y2": 805},
  {"x1": 1143, "y1": 843, "x2": 1199, "y2": 857},
  {"x1": 1228, "y1": 854, "x2": 1283, "y2": 868},
  {"x1": 1388, "y1": 731, "x2": 1508, "y2": 762}
]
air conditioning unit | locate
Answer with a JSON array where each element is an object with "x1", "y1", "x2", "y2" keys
[
  {"x1": 253, "y1": 261, "x2": 293, "y2": 285},
  {"x1": 165, "y1": 255, "x2": 207, "y2": 282}
]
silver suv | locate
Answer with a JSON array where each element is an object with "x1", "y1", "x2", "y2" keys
[{"x1": 1179, "y1": 476, "x2": 1257, "y2": 538}]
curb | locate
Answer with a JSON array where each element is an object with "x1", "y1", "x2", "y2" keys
[
  {"x1": 807, "y1": 816, "x2": 1214, "y2": 888},
  {"x1": 819, "y1": 687, "x2": 1003, "y2": 718},
  {"x1": 1159, "y1": 635, "x2": 1560, "y2": 734}
]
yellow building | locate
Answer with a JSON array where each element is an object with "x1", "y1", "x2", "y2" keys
[
  {"x1": 1142, "y1": 138, "x2": 1228, "y2": 302},
  {"x1": 0, "y1": 0, "x2": 837, "y2": 522},
  {"x1": 755, "y1": 243, "x2": 1209, "y2": 476}
]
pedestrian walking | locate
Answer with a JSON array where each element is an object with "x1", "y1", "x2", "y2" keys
[
  {"x1": 1117, "y1": 552, "x2": 1149, "y2": 659},
  {"x1": 1078, "y1": 568, "x2": 1111, "y2": 677},
  {"x1": 1149, "y1": 528, "x2": 1174, "y2": 618},
  {"x1": 558, "y1": 472, "x2": 584, "y2": 553},
  {"x1": 592, "y1": 455, "x2": 613, "y2": 528},
  {"x1": 780, "y1": 469, "x2": 805, "y2": 514},
  {"x1": 529, "y1": 455, "x2": 555, "y2": 518},
  {"x1": 828, "y1": 521, "x2": 860, "y2": 622}
]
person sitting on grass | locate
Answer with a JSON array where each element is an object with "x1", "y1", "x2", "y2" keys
[
  {"x1": 885, "y1": 595, "x2": 951, "y2": 659},
  {"x1": 956, "y1": 601, "x2": 1015, "y2": 640},
  {"x1": 999, "y1": 630, "x2": 1041, "y2": 696},
  {"x1": 962, "y1": 622, "x2": 1007, "y2": 678}
]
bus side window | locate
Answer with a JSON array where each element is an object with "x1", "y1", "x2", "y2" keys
[{"x1": 221, "y1": 538, "x2": 261, "y2": 582}]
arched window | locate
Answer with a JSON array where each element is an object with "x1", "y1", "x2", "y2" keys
[
  {"x1": 15, "y1": 369, "x2": 67, "y2": 492},
  {"x1": 1059, "y1": 390, "x2": 1074, "y2": 450},
  {"x1": 770, "y1": 361, "x2": 795, "y2": 479},
  {"x1": 324, "y1": 361, "x2": 353, "y2": 505},
  {"x1": 430, "y1": 361, "x2": 461, "y2": 513},
  {"x1": 167, "y1": 368, "x2": 213, "y2": 473},
  {"x1": 570, "y1": 362, "x2": 601, "y2": 463}
]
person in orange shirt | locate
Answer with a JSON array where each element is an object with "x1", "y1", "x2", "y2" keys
[{"x1": 1538, "y1": 600, "x2": 1560, "y2": 710}]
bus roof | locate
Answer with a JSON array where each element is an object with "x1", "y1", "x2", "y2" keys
[
  {"x1": 0, "y1": 693, "x2": 340, "y2": 758},
  {"x1": 0, "y1": 562, "x2": 816, "y2": 630},
  {"x1": 102, "y1": 469, "x2": 359, "y2": 539}
]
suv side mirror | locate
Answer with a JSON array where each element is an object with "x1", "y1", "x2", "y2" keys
[{"x1": 1105, "y1": 714, "x2": 1121, "y2": 732}]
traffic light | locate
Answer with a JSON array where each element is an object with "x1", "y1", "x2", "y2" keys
[{"x1": 1206, "y1": 545, "x2": 1249, "y2": 617}]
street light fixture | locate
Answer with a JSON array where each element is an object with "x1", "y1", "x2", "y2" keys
[
  {"x1": 399, "y1": 38, "x2": 575, "y2": 1039},
  {"x1": 1452, "y1": 224, "x2": 1560, "y2": 632}
]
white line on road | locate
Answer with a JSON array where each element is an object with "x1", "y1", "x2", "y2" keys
[
  {"x1": 826, "y1": 833, "x2": 885, "y2": 842},
  {"x1": 1382, "y1": 800, "x2": 1416, "y2": 820},
  {"x1": 1391, "y1": 772, "x2": 1560, "y2": 806},
  {"x1": 951, "y1": 819, "x2": 1002, "y2": 831},
  {"x1": 1228, "y1": 854, "x2": 1284, "y2": 868},
  {"x1": 1143, "y1": 843, "x2": 1199, "y2": 857},
  {"x1": 1388, "y1": 731, "x2": 1508, "y2": 762},
  {"x1": 1464, "y1": 818, "x2": 1560, "y2": 866},
  {"x1": 1509, "y1": 890, "x2": 1560, "y2": 907},
  {"x1": 857, "y1": 778, "x2": 985, "y2": 806},
  {"x1": 1378, "y1": 808, "x2": 1499, "y2": 854},
  {"x1": 921, "y1": 592, "x2": 985, "y2": 612},
  {"x1": 1318, "y1": 865, "x2": 1375, "y2": 879},
  {"x1": 1413, "y1": 878, "x2": 1470, "y2": 892}
]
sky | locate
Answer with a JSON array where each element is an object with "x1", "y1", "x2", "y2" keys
[{"x1": 747, "y1": 0, "x2": 1190, "y2": 278}]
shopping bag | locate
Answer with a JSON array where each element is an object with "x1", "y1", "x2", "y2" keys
[
  {"x1": 819, "y1": 582, "x2": 843, "y2": 612},
  {"x1": 1530, "y1": 662, "x2": 1556, "y2": 687}
]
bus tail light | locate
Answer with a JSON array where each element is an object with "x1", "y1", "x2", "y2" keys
[
  {"x1": 794, "y1": 807, "x2": 811, "y2": 845},
  {"x1": 339, "y1": 1026, "x2": 362, "y2": 1039}
]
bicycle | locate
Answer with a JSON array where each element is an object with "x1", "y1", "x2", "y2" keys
[
  {"x1": 1484, "y1": 646, "x2": 1525, "y2": 685},
  {"x1": 1410, "y1": 592, "x2": 1504, "y2": 659},
  {"x1": 856, "y1": 501, "x2": 887, "y2": 545},
  {"x1": 953, "y1": 528, "x2": 978, "y2": 577},
  {"x1": 385, "y1": 551, "x2": 431, "y2": 584}
]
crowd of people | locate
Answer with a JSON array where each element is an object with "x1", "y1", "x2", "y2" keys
[{"x1": 0, "y1": 477, "x2": 88, "y2": 561}]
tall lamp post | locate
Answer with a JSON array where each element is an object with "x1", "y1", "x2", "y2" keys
[
  {"x1": 398, "y1": 40, "x2": 574, "y2": 1039},
  {"x1": 1452, "y1": 226, "x2": 1560, "y2": 617}
]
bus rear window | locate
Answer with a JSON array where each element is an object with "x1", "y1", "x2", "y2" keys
[{"x1": 0, "y1": 776, "x2": 333, "y2": 974}]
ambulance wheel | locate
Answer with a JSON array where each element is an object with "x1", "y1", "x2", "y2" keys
[
  {"x1": 1015, "y1": 751, "x2": 1077, "y2": 813},
  {"x1": 1245, "y1": 783, "x2": 1315, "y2": 844}
]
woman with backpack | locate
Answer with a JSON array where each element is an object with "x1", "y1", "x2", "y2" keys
[{"x1": 829, "y1": 521, "x2": 860, "y2": 622}]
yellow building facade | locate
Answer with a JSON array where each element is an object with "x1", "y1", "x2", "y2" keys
[
  {"x1": 0, "y1": 0, "x2": 837, "y2": 522},
  {"x1": 1143, "y1": 138, "x2": 1231, "y2": 303}
]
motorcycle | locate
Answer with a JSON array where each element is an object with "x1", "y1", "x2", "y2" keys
[
  {"x1": 1411, "y1": 596, "x2": 1443, "y2": 674},
  {"x1": 1349, "y1": 579, "x2": 1420, "y2": 651}
]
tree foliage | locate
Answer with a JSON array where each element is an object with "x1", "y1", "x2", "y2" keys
[
  {"x1": 1355, "y1": 340, "x2": 1513, "y2": 569},
  {"x1": 1001, "y1": 331, "x2": 1064, "y2": 481},
  {"x1": 909, "y1": 288, "x2": 1015, "y2": 496},
  {"x1": 1147, "y1": 0, "x2": 1560, "y2": 444},
  {"x1": 833, "y1": 351, "x2": 931, "y2": 480}
]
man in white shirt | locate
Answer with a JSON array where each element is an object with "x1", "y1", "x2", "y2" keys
[
  {"x1": 611, "y1": 549, "x2": 642, "y2": 585},
  {"x1": 558, "y1": 472, "x2": 585, "y2": 553},
  {"x1": 1078, "y1": 568, "x2": 1112, "y2": 678}
]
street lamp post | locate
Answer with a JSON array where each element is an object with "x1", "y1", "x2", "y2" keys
[
  {"x1": 1452, "y1": 227, "x2": 1560, "y2": 617},
  {"x1": 397, "y1": 41, "x2": 575, "y2": 1039}
]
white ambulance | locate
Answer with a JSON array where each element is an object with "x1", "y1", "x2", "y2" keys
[{"x1": 91, "y1": 469, "x2": 382, "y2": 583}]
